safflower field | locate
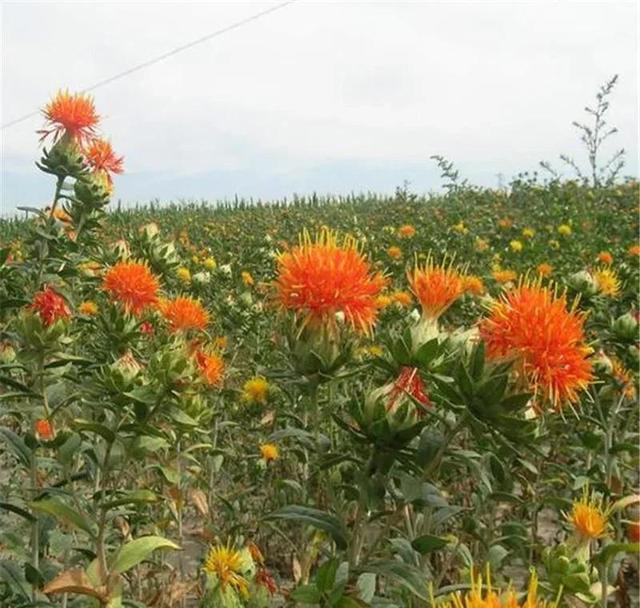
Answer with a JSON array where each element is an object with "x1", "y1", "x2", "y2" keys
[{"x1": 0, "y1": 91, "x2": 638, "y2": 608}]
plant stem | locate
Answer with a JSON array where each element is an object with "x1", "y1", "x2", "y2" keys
[
  {"x1": 30, "y1": 452, "x2": 39, "y2": 602},
  {"x1": 49, "y1": 175, "x2": 65, "y2": 218}
]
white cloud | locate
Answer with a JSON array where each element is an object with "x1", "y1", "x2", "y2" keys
[{"x1": 1, "y1": 0, "x2": 637, "y2": 209}]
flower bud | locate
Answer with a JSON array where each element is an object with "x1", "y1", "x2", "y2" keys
[
  {"x1": 613, "y1": 312, "x2": 638, "y2": 341},
  {"x1": 111, "y1": 351, "x2": 142, "y2": 387},
  {"x1": 193, "y1": 271, "x2": 211, "y2": 285},
  {"x1": 74, "y1": 172, "x2": 111, "y2": 207},
  {"x1": 568, "y1": 270, "x2": 597, "y2": 297},
  {"x1": 39, "y1": 134, "x2": 86, "y2": 178},
  {"x1": 111, "y1": 239, "x2": 131, "y2": 260},
  {"x1": 0, "y1": 342, "x2": 16, "y2": 364},
  {"x1": 363, "y1": 367, "x2": 430, "y2": 432},
  {"x1": 139, "y1": 222, "x2": 160, "y2": 239}
]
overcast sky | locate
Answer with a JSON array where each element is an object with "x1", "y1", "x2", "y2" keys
[{"x1": 1, "y1": 1, "x2": 638, "y2": 214}]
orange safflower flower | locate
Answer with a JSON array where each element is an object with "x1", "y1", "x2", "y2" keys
[
  {"x1": 103, "y1": 261, "x2": 160, "y2": 314},
  {"x1": 536, "y1": 263, "x2": 553, "y2": 278},
  {"x1": 34, "y1": 419, "x2": 55, "y2": 441},
  {"x1": 84, "y1": 138, "x2": 124, "y2": 182},
  {"x1": 436, "y1": 565, "x2": 552, "y2": 608},
  {"x1": 480, "y1": 281, "x2": 592, "y2": 409},
  {"x1": 611, "y1": 358, "x2": 637, "y2": 400},
  {"x1": 160, "y1": 297, "x2": 209, "y2": 332},
  {"x1": 274, "y1": 229, "x2": 387, "y2": 334},
  {"x1": 492, "y1": 269, "x2": 518, "y2": 284},
  {"x1": 260, "y1": 443, "x2": 280, "y2": 462},
  {"x1": 567, "y1": 490, "x2": 609, "y2": 541},
  {"x1": 195, "y1": 349, "x2": 224, "y2": 386},
  {"x1": 375, "y1": 294, "x2": 392, "y2": 309},
  {"x1": 78, "y1": 300, "x2": 98, "y2": 316},
  {"x1": 30, "y1": 286, "x2": 71, "y2": 326},
  {"x1": 387, "y1": 246, "x2": 402, "y2": 260},
  {"x1": 397, "y1": 224, "x2": 416, "y2": 238},
  {"x1": 387, "y1": 366, "x2": 431, "y2": 414},
  {"x1": 39, "y1": 90, "x2": 99, "y2": 144},
  {"x1": 627, "y1": 244, "x2": 640, "y2": 257},
  {"x1": 462, "y1": 275, "x2": 485, "y2": 296},
  {"x1": 597, "y1": 251, "x2": 613, "y2": 265},
  {"x1": 392, "y1": 290, "x2": 413, "y2": 307},
  {"x1": 407, "y1": 257, "x2": 464, "y2": 319}
]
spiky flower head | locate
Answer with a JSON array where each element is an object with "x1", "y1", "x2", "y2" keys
[
  {"x1": 567, "y1": 488, "x2": 609, "y2": 541},
  {"x1": 407, "y1": 256, "x2": 464, "y2": 320},
  {"x1": 387, "y1": 246, "x2": 402, "y2": 260},
  {"x1": 84, "y1": 138, "x2": 124, "y2": 184},
  {"x1": 492, "y1": 269, "x2": 518, "y2": 284},
  {"x1": 260, "y1": 443, "x2": 279, "y2": 462},
  {"x1": 479, "y1": 280, "x2": 592, "y2": 410},
  {"x1": 203, "y1": 543, "x2": 250, "y2": 597},
  {"x1": 536, "y1": 263, "x2": 553, "y2": 278},
  {"x1": 398, "y1": 224, "x2": 416, "y2": 238},
  {"x1": 78, "y1": 300, "x2": 99, "y2": 316},
  {"x1": 103, "y1": 261, "x2": 160, "y2": 315},
  {"x1": 39, "y1": 90, "x2": 99, "y2": 144},
  {"x1": 194, "y1": 348, "x2": 224, "y2": 387},
  {"x1": 242, "y1": 376, "x2": 270, "y2": 405},
  {"x1": 160, "y1": 296, "x2": 209, "y2": 333},
  {"x1": 34, "y1": 419, "x2": 55, "y2": 441},
  {"x1": 274, "y1": 228, "x2": 387, "y2": 334},
  {"x1": 463, "y1": 275, "x2": 485, "y2": 296},
  {"x1": 433, "y1": 565, "x2": 553, "y2": 608},
  {"x1": 392, "y1": 290, "x2": 413, "y2": 307},
  {"x1": 593, "y1": 267, "x2": 621, "y2": 298},
  {"x1": 597, "y1": 251, "x2": 613, "y2": 265},
  {"x1": 387, "y1": 366, "x2": 431, "y2": 414},
  {"x1": 30, "y1": 286, "x2": 71, "y2": 327}
]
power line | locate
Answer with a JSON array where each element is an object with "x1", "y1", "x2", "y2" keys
[{"x1": 1, "y1": 0, "x2": 298, "y2": 130}]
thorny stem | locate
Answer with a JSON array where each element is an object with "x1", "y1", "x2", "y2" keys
[
  {"x1": 30, "y1": 354, "x2": 50, "y2": 601},
  {"x1": 30, "y1": 453, "x2": 39, "y2": 602},
  {"x1": 49, "y1": 174, "x2": 65, "y2": 218}
]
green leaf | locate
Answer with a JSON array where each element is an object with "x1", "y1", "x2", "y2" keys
[
  {"x1": 0, "y1": 375, "x2": 39, "y2": 396},
  {"x1": 30, "y1": 497, "x2": 95, "y2": 536},
  {"x1": 0, "y1": 427, "x2": 32, "y2": 467},
  {"x1": 500, "y1": 393, "x2": 532, "y2": 412},
  {"x1": 101, "y1": 490, "x2": 159, "y2": 509},
  {"x1": 593, "y1": 542, "x2": 640, "y2": 565},
  {"x1": 316, "y1": 559, "x2": 339, "y2": 593},
  {"x1": 411, "y1": 534, "x2": 449, "y2": 554},
  {"x1": 110, "y1": 536, "x2": 180, "y2": 574},
  {"x1": 364, "y1": 560, "x2": 428, "y2": 600},
  {"x1": 356, "y1": 572, "x2": 376, "y2": 602},
  {"x1": 73, "y1": 419, "x2": 116, "y2": 443},
  {"x1": 0, "y1": 501, "x2": 36, "y2": 522},
  {"x1": 131, "y1": 435, "x2": 169, "y2": 454},
  {"x1": 264, "y1": 505, "x2": 349, "y2": 550},
  {"x1": 290, "y1": 584, "x2": 322, "y2": 603}
]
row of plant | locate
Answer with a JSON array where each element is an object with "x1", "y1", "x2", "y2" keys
[{"x1": 0, "y1": 91, "x2": 638, "y2": 608}]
